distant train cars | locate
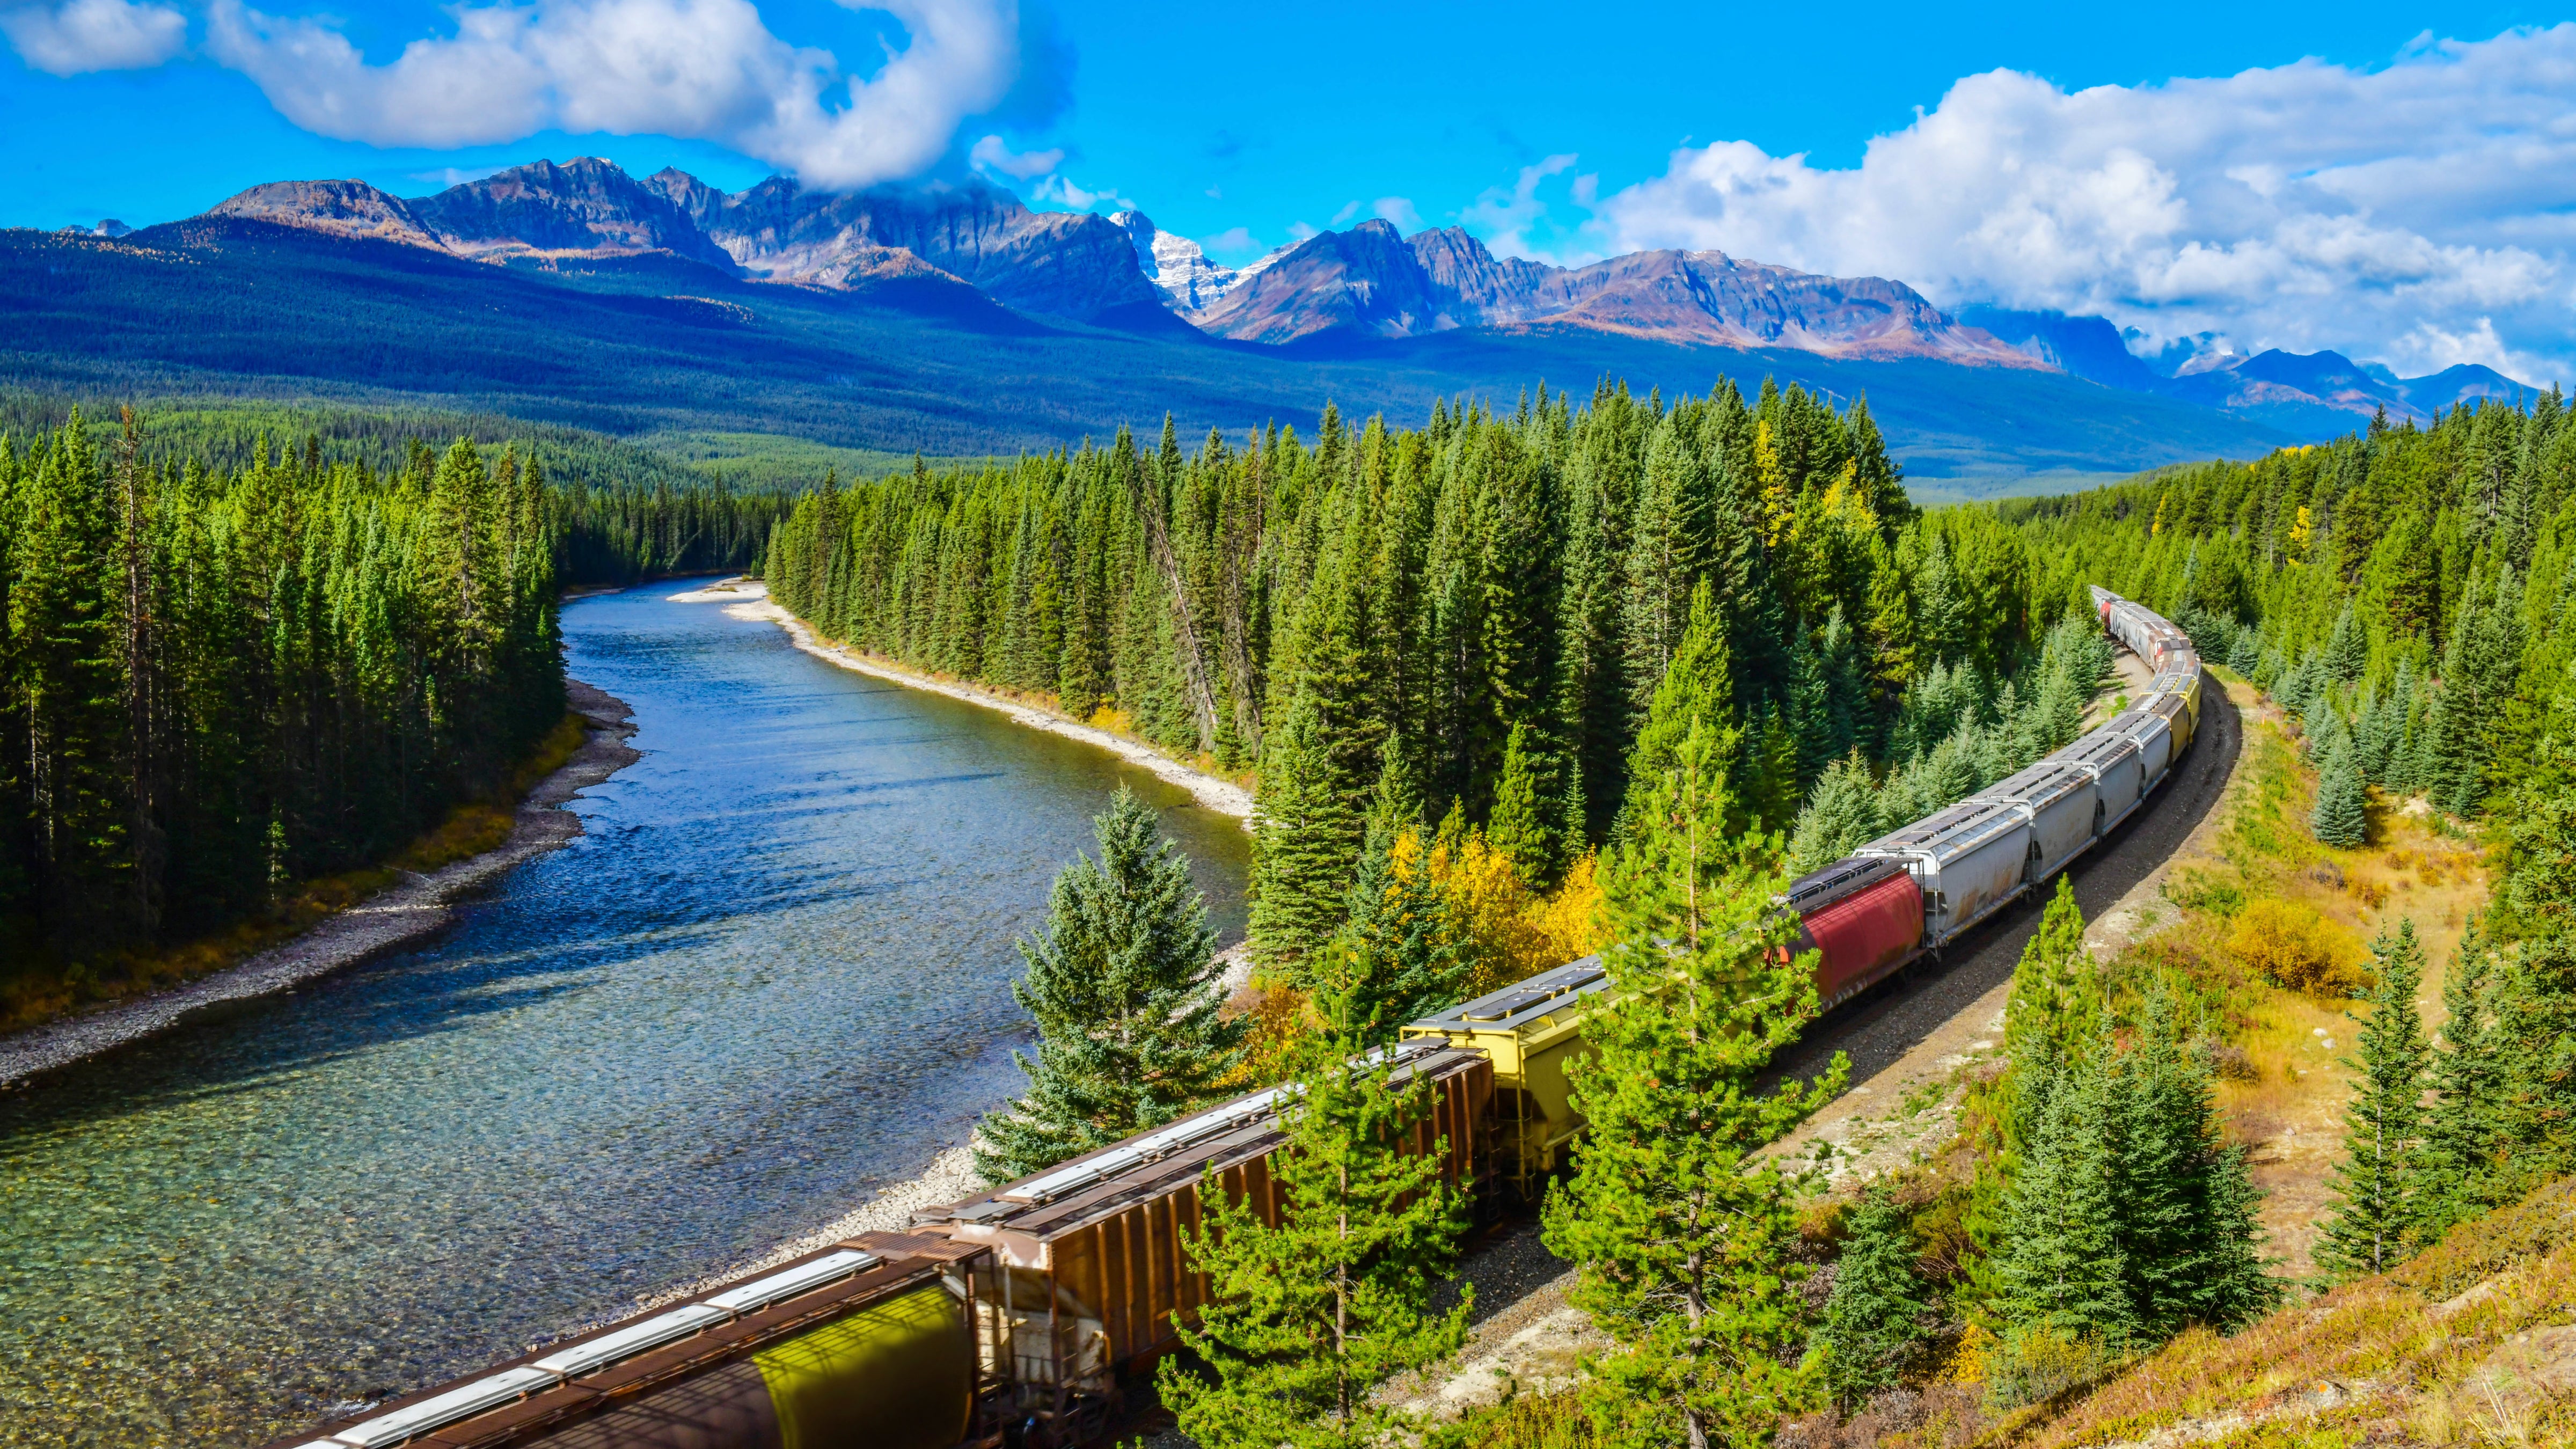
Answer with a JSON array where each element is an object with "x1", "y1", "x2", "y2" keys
[
  {"x1": 268, "y1": 588, "x2": 2201, "y2": 1449},
  {"x1": 1752, "y1": 586, "x2": 2206, "y2": 1011}
]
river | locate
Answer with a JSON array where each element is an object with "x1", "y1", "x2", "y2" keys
[{"x1": 0, "y1": 582, "x2": 1252, "y2": 1447}]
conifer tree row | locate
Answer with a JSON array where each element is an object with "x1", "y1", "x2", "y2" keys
[
  {"x1": 0, "y1": 413, "x2": 564, "y2": 977},
  {"x1": 756, "y1": 380, "x2": 2099, "y2": 976}
]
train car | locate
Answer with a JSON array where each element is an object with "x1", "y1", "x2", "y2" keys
[
  {"x1": 2149, "y1": 667, "x2": 2204, "y2": 733},
  {"x1": 1401, "y1": 960, "x2": 1617, "y2": 1199},
  {"x1": 264, "y1": 1234, "x2": 999, "y2": 1449},
  {"x1": 1971, "y1": 759, "x2": 2098, "y2": 883},
  {"x1": 2121, "y1": 703, "x2": 2176, "y2": 788},
  {"x1": 1854, "y1": 796, "x2": 2032, "y2": 945},
  {"x1": 2148, "y1": 689, "x2": 2194, "y2": 755},
  {"x1": 2062, "y1": 720, "x2": 2148, "y2": 834},
  {"x1": 1778, "y1": 856, "x2": 1924, "y2": 1008},
  {"x1": 918, "y1": 1038, "x2": 1492, "y2": 1425}
]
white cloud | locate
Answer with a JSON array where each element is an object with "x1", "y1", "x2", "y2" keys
[
  {"x1": 1463, "y1": 153, "x2": 1575, "y2": 257},
  {"x1": 1576, "y1": 25, "x2": 2576, "y2": 380},
  {"x1": 1371, "y1": 195, "x2": 1422, "y2": 232},
  {"x1": 2, "y1": 0, "x2": 185, "y2": 75},
  {"x1": 1026, "y1": 171, "x2": 1128, "y2": 210},
  {"x1": 202, "y1": 0, "x2": 1017, "y2": 191},
  {"x1": 1199, "y1": 225, "x2": 1255, "y2": 254},
  {"x1": 969, "y1": 133, "x2": 1060, "y2": 180},
  {"x1": 1328, "y1": 199, "x2": 1361, "y2": 226}
]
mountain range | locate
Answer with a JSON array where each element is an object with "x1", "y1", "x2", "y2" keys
[
  {"x1": 4, "y1": 156, "x2": 2541, "y2": 486},
  {"x1": 1959, "y1": 306, "x2": 2531, "y2": 437}
]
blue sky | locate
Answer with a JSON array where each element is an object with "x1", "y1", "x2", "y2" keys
[{"x1": 5, "y1": 0, "x2": 2573, "y2": 378}]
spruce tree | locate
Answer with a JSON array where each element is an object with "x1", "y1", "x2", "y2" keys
[
  {"x1": 1787, "y1": 750, "x2": 1885, "y2": 875},
  {"x1": 1544, "y1": 716, "x2": 1846, "y2": 1449},
  {"x1": 2310, "y1": 727, "x2": 2369, "y2": 848},
  {"x1": 1321, "y1": 826, "x2": 1469, "y2": 1044},
  {"x1": 1994, "y1": 1042, "x2": 2132, "y2": 1349},
  {"x1": 2113, "y1": 987, "x2": 2282, "y2": 1335},
  {"x1": 1161, "y1": 1016, "x2": 1471, "y2": 1449},
  {"x1": 2418, "y1": 918, "x2": 2502, "y2": 1238},
  {"x1": 1616, "y1": 577, "x2": 1736, "y2": 839},
  {"x1": 2002, "y1": 877, "x2": 2099, "y2": 1094},
  {"x1": 1249, "y1": 685, "x2": 1362, "y2": 975},
  {"x1": 2324, "y1": 600, "x2": 2368, "y2": 683},
  {"x1": 1814, "y1": 1187, "x2": 1927, "y2": 1408},
  {"x1": 978, "y1": 787, "x2": 1245, "y2": 1182},
  {"x1": 1487, "y1": 721, "x2": 1553, "y2": 883},
  {"x1": 2317, "y1": 919, "x2": 2431, "y2": 1278}
]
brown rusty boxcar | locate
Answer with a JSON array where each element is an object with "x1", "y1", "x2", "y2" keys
[{"x1": 916, "y1": 1039, "x2": 1491, "y2": 1429}]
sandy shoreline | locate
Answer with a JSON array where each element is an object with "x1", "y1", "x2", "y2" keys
[
  {"x1": 672, "y1": 577, "x2": 1254, "y2": 826},
  {"x1": 0, "y1": 681, "x2": 643, "y2": 1089}
]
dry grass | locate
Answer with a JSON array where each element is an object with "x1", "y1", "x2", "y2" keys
[
  {"x1": 2110, "y1": 688, "x2": 2495, "y2": 1284},
  {"x1": 0, "y1": 712, "x2": 590, "y2": 1036},
  {"x1": 2000, "y1": 1174, "x2": 2576, "y2": 1449}
]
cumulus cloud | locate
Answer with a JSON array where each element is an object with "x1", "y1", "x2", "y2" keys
[
  {"x1": 1463, "y1": 153, "x2": 1575, "y2": 256},
  {"x1": 202, "y1": 0, "x2": 1018, "y2": 191},
  {"x1": 969, "y1": 133, "x2": 1062, "y2": 180},
  {"x1": 2, "y1": 0, "x2": 185, "y2": 74},
  {"x1": 1371, "y1": 196, "x2": 1423, "y2": 232},
  {"x1": 1570, "y1": 25, "x2": 2576, "y2": 379}
]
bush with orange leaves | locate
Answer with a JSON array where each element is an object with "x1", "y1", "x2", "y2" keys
[
  {"x1": 1226, "y1": 821, "x2": 1610, "y2": 1085},
  {"x1": 2226, "y1": 896, "x2": 2368, "y2": 996}
]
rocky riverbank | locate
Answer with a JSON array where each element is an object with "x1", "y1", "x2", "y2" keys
[
  {"x1": 671, "y1": 578, "x2": 1255, "y2": 825},
  {"x1": 0, "y1": 681, "x2": 642, "y2": 1088}
]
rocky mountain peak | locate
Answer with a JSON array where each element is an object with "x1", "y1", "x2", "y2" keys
[
  {"x1": 407, "y1": 158, "x2": 736, "y2": 269},
  {"x1": 1109, "y1": 210, "x2": 1262, "y2": 314},
  {"x1": 207, "y1": 179, "x2": 451, "y2": 253}
]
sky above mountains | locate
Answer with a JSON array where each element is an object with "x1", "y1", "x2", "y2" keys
[{"x1": 3, "y1": 0, "x2": 2570, "y2": 384}]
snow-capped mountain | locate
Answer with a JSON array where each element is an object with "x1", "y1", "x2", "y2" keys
[{"x1": 1110, "y1": 210, "x2": 1276, "y2": 315}]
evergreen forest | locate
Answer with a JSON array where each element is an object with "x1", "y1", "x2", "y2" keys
[{"x1": 0, "y1": 407, "x2": 785, "y2": 1000}]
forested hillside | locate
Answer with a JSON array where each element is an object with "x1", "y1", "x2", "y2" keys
[
  {"x1": 0, "y1": 412, "x2": 561, "y2": 984},
  {"x1": 0, "y1": 400, "x2": 849, "y2": 1021},
  {"x1": 763, "y1": 377, "x2": 2127, "y2": 974}
]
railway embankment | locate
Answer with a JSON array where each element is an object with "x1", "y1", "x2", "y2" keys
[{"x1": 0, "y1": 680, "x2": 642, "y2": 1088}]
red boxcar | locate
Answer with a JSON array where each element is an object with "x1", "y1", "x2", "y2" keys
[{"x1": 1779, "y1": 857, "x2": 1927, "y2": 1008}]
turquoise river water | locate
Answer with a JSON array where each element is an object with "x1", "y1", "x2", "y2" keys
[{"x1": 0, "y1": 582, "x2": 1251, "y2": 1447}]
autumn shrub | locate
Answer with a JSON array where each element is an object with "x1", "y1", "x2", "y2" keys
[
  {"x1": 1392, "y1": 825, "x2": 1610, "y2": 996},
  {"x1": 2227, "y1": 897, "x2": 2367, "y2": 995}
]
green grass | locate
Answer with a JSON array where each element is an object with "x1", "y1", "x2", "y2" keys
[{"x1": 630, "y1": 429, "x2": 1000, "y2": 487}]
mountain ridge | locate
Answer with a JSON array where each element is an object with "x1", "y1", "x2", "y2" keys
[{"x1": 201, "y1": 157, "x2": 2045, "y2": 369}]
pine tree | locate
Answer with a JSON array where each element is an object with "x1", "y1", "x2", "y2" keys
[
  {"x1": 1814, "y1": 1187, "x2": 1927, "y2": 1408},
  {"x1": 2310, "y1": 727, "x2": 2370, "y2": 847},
  {"x1": 1321, "y1": 826, "x2": 1468, "y2": 1043},
  {"x1": 2317, "y1": 919, "x2": 2431, "y2": 1278},
  {"x1": 1994, "y1": 1040, "x2": 2132, "y2": 1349},
  {"x1": 977, "y1": 787, "x2": 1245, "y2": 1182},
  {"x1": 2417, "y1": 918, "x2": 2502, "y2": 1238},
  {"x1": 1487, "y1": 721, "x2": 1553, "y2": 883},
  {"x1": 1787, "y1": 750, "x2": 1885, "y2": 875},
  {"x1": 1544, "y1": 715, "x2": 1846, "y2": 1449},
  {"x1": 1161, "y1": 1019, "x2": 1472, "y2": 1449}
]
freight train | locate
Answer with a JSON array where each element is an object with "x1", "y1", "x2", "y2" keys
[{"x1": 268, "y1": 588, "x2": 2200, "y2": 1449}]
